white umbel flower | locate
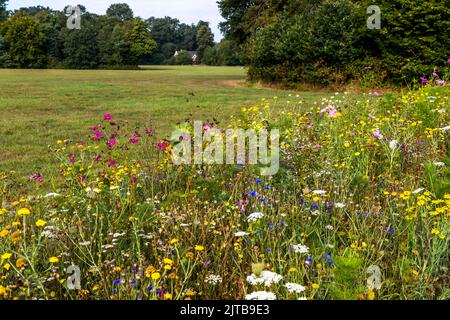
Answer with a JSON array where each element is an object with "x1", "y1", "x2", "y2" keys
[
  {"x1": 247, "y1": 212, "x2": 264, "y2": 222},
  {"x1": 246, "y1": 271, "x2": 283, "y2": 287},
  {"x1": 245, "y1": 291, "x2": 277, "y2": 300},
  {"x1": 285, "y1": 283, "x2": 306, "y2": 293},
  {"x1": 234, "y1": 231, "x2": 249, "y2": 237},
  {"x1": 292, "y1": 244, "x2": 310, "y2": 254}
]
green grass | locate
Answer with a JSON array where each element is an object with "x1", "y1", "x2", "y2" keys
[{"x1": 0, "y1": 66, "x2": 329, "y2": 175}]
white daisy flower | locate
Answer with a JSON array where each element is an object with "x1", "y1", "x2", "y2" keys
[{"x1": 247, "y1": 212, "x2": 264, "y2": 222}]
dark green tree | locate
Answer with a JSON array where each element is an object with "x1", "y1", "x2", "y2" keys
[
  {"x1": 0, "y1": 0, "x2": 8, "y2": 21},
  {"x1": 106, "y1": 3, "x2": 133, "y2": 22},
  {"x1": 196, "y1": 23, "x2": 214, "y2": 63},
  {"x1": 125, "y1": 18, "x2": 157, "y2": 64}
]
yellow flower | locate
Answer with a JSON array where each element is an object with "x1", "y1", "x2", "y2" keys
[
  {"x1": 151, "y1": 272, "x2": 161, "y2": 281},
  {"x1": 35, "y1": 219, "x2": 47, "y2": 227},
  {"x1": 0, "y1": 208, "x2": 6, "y2": 215},
  {"x1": 431, "y1": 228, "x2": 440, "y2": 235},
  {"x1": 3, "y1": 263, "x2": 11, "y2": 271},
  {"x1": 164, "y1": 265, "x2": 172, "y2": 270},
  {"x1": 15, "y1": 258, "x2": 26, "y2": 268},
  {"x1": 311, "y1": 283, "x2": 320, "y2": 289},
  {"x1": 164, "y1": 293, "x2": 173, "y2": 300},
  {"x1": 163, "y1": 258, "x2": 173, "y2": 265},
  {"x1": 288, "y1": 267, "x2": 298, "y2": 273},
  {"x1": 1, "y1": 253, "x2": 12, "y2": 260},
  {"x1": 194, "y1": 245, "x2": 205, "y2": 251},
  {"x1": 170, "y1": 238, "x2": 179, "y2": 245},
  {"x1": 0, "y1": 285, "x2": 6, "y2": 296},
  {"x1": 316, "y1": 263, "x2": 323, "y2": 269},
  {"x1": 0, "y1": 229, "x2": 9, "y2": 238},
  {"x1": 17, "y1": 208, "x2": 31, "y2": 216},
  {"x1": 354, "y1": 152, "x2": 361, "y2": 157},
  {"x1": 12, "y1": 201, "x2": 20, "y2": 207},
  {"x1": 49, "y1": 257, "x2": 59, "y2": 264}
]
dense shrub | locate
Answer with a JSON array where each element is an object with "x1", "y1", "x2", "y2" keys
[{"x1": 233, "y1": 0, "x2": 450, "y2": 86}]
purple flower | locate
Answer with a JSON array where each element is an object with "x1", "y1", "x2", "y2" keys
[
  {"x1": 129, "y1": 138, "x2": 139, "y2": 144},
  {"x1": 103, "y1": 114, "x2": 113, "y2": 121}
]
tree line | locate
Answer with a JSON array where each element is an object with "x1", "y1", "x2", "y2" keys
[
  {"x1": 218, "y1": 0, "x2": 450, "y2": 86},
  {"x1": 0, "y1": 1, "x2": 242, "y2": 69}
]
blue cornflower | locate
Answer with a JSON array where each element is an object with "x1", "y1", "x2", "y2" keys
[
  {"x1": 147, "y1": 286, "x2": 153, "y2": 291},
  {"x1": 311, "y1": 204, "x2": 319, "y2": 210},
  {"x1": 113, "y1": 279, "x2": 121, "y2": 285},
  {"x1": 131, "y1": 280, "x2": 136, "y2": 287},
  {"x1": 249, "y1": 190, "x2": 257, "y2": 197},
  {"x1": 266, "y1": 248, "x2": 272, "y2": 252},
  {"x1": 306, "y1": 257, "x2": 313, "y2": 263},
  {"x1": 325, "y1": 254, "x2": 332, "y2": 259},
  {"x1": 268, "y1": 223, "x2": 274, "y2": 228},
  {"x1": 328, "y1": 260, "x2": 335, "y2": 265},
  {"x1": 255, "y1": 179, "x2": 262, "y2": 184},
  {"x1": 259, "y1": 197, "x2": 266, "y2": 202},
  {"x1": 264, "y1": 186, "x2": 270, "y2": 190}
]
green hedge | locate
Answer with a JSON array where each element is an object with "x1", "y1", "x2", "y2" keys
[{"x1": 245, "y1": 0, "x2": 450, "y2": 87}]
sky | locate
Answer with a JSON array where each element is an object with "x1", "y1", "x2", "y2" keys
[{"x1": 7, "y1": 0, "x2": 224, "y2": 41}]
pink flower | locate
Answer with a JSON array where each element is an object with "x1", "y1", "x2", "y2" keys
[
  {"x1": 203, "y1": 124, "x2": 212, "y2": 131},
  {"x1": 145, "y1": 128, "x2": 155, "y2": 136},
  {"x1": 94, "y1": 155, "x2": 102, "y2": 162},
  {"x1": 69, "y1": 154, "x2": 76, "y2": 164},
  {"x1": 157, "y1": 140, "x2": 169, "y2": 151},
  {"x1": 320, "y1": 105, "x2": 338, "y2": 118},
  {"x1": 103, "y1": 114, "x2": 113, "y2": 121},
  {"x1": 420, "y1": 77, "x2": 428, "y2": 84},
  {"x1": 129, "y1": 138, "x2": 139, "y2": 144},
  {"x1": 372, "y1": 128, "x2": 384, "y2": 140},
  {"x1": 438, "y1": 80, "x2": 446, "y2": 86},
  {"x1": 448, "y1": 58, "x2": 450, "y2": 63},
  {"x1": 369, "y1": 114, "x2": 377, "y2": 120},
  {"x1": 108, "y1": 159, "x2": 116, "y2": 168},
  {"x1": 108, "y1": 139, "x2": 117, "y2": 148},
  {"x1": 432, "y1": 72, "x2": 439, "y2": 78}
]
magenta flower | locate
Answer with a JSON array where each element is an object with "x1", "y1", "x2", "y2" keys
[
  {"x1": 438, "y1": 80, "x2": 446, "y2": 86},
  {"x1": 108, "y1": 139, "x2": 117, "y2": 148},
  {"x1": 94, "y1": 155, "x2": 102, "y2": 162},
  {"x1": 103, "y1": 114, "x2": 113, "y2": 121},
  {"x1": 129, "y1": 138, "x2": 139, "y2": 144},
  {"x1": 448, "y1": 58, "x2": 450, "y2": 63},
  {"x1": 432, "y1": 72, "x2": 439, "y2": 78},
  {"x1": 157, "y1": 140, "x2": 169, "y2": 151},
  {"x1": 69, "y1": 154, "x2": 76, "y2": 164},
  {"x1": 420, "y1": 77, "x2": 428, "y2": 84},
  {"x1": 320, "y1": 105, "x2": 339, "y2": 118},
  {"x1": 203, "y1": 124, "x2": 212, "y2": 131},
  {"x1": 108, "y1": 159, "x2": 116, "y2": 168}
]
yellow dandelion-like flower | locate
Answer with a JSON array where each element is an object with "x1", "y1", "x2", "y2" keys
[
  {"x1": 151, "y1": 272, "x2": 161, "y2": 280},
  {"x1": 311, "y1": 283, "x2": 320, "y2": 289},
  {"x1": 163, "y1": 258, "x2": 173, "y2": 265},
  {"x1": 0, "y1": 229, "x2": 9, "y2": 238},
  {"x1": 35, "y1": 219, "x2": 47, "y2": 227},
  {"x1": 0, "y1": 208, "x2": 6, "y2": 215},
  {"x1": 194, "y1": 245, "x2": 205, "y2": 251},
  {"x1": 49, "y1": 257, "x2": 59, "y2": 264},
  {"x1": 15, "y1": 258, "x2": 26, "y2": 268},
  {"x1": 164, "y1": 293, "x2": 173, "y2": 300},
  {"x1": 17, "y1": 208, "x2": 31, "y2": 216},
  {"x1": 1, "y1": 253, "x2": 12, "y2": 260},
  {"x1": 170, "y1": 238, "x2": 179, "y2": 245},
  {"x1": 3, "y1": 263, "x2": 11, "y2": 271}
]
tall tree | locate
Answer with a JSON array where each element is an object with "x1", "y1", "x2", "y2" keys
[
  {"x1": 0, "y1": 0, "x2": 8, "y2": 21},
  {"x1": 196, "y1": 23, "x2": 214, "y2": 63},
  {"x1": 106, "y1": 3, "x2": 133, "y2": 22},
  {"x1": 125, "y1": 18, "x2": 157, "y2": 64},
  {"x1": 1, "y1": 12, "x2": 46, "y2": 67}
]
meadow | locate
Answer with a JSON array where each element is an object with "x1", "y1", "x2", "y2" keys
[
  {"x1": 0, "y1": 66, "x2": 449, "y2": 300},
  {"x1": 0, "y1": 66, "x2": 327, "y2": 175}
]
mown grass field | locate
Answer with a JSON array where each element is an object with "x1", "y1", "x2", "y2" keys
[{"x1": 0, "y1": 66, "x2": 330, "y2": 175}]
